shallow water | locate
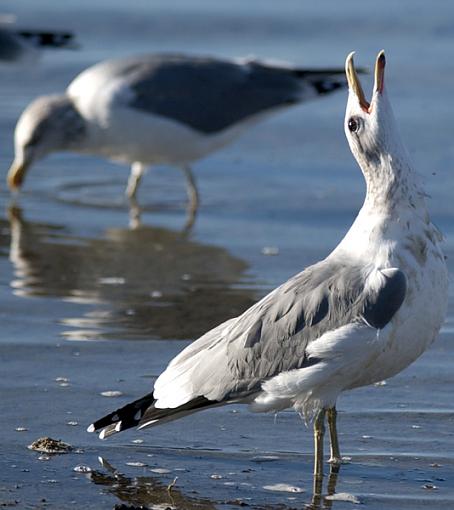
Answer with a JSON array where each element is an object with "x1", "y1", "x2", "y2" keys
[{"x1": 1, "y1": 1, "x2": 454, "y2": 509}]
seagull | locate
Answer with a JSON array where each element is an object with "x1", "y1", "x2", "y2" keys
[
  {"x1": 88, "y1": 51, "x2": 448, "y2": 479},
  {"x1": 0, "y1": 17, "x2": 75, "y2": 62},
  {"x1": 8, "y1": 53, "x2": 350, "y2": 209}
]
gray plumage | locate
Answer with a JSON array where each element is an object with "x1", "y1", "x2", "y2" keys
[
  {"x1": 99, "y1": 54, "x2": 347, "y2": 134},
  {"x1": 89, "y1": 255, "x2": 407, "y2": 436}
]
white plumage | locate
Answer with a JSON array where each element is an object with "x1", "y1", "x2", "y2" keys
[{"x1": 88, "y1": 51, "x2": 448, "y2": 480}]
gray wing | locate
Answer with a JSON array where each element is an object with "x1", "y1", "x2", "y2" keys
[
  {"x1": 106, "y1": 54, "x2": 346, "y2": 133},
  {"x1": 153, "y1": 257, "x2": 407, "y2": 407}
]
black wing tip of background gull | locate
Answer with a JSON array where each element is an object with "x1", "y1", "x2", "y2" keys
[
  {"x1": 292, "y1": 67, "x2": 368, "y2": 96},
  {"x1": 16, "y1": 30, "x2": 77, "y2": 49}
]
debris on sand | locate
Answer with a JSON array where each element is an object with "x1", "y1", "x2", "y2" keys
[
  {"x1": 263, "y1": 483, "x2": 305, "y2": 493},
  {"x1": 28, "y1": 437, "x2": 73, "y2": 454},
  {"x1": 73, "y1": 465, "x2": 92, "y2": 473},
  {"x1": 100, "y1": 390, "x2": 123, "y2": 398},
  {"x1": 325, "y1": 492, "x2": 361, "y2": 504}
]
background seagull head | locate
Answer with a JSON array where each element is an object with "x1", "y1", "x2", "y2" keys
[
  {"x1": 8, "y1": 94, "x2": 84, "y2": 189},
  {"x1": 344, "y1": 50, "x2": 414, "y2": 208}
]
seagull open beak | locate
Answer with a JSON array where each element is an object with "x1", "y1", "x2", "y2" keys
[
  {"x1": 7, "y1": 159, "x2": 29, "y2": 190},
  {"x1": 346, "y1": 50, "x2": 386, "y2": 113},
  {"x1": 346, "y1": 52, "x2": 370, "y2": 112},
  {"x1": 374, "y1": 50, "x2": 386, "y2": 94}
]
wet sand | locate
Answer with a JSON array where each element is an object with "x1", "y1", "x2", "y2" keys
[{"x1": 1, "y1": 0, "x2": 454, "y2": 508}]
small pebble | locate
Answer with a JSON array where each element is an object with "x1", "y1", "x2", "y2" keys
[
  {"x1": 251, "y1": 455, "x2": 279, "y2": 463},
  {"x1": 73, "y1": 465, "x2": 92, "y2": 473},
  {"x1": 263, "y1": 483, "x2": 304, "y2": 493},
  {"x1": 325, "y1": 492, "x2": 360, "y2": 504},
  {"x1": 100, "y1": 390, "x2": 123, "y2": 397},
  {"x1": 261, "y1": 246, "x2": 280, "y2": 256},
  {"x1": 98, "y1": 277, "x2": 125, "y2": 285}
]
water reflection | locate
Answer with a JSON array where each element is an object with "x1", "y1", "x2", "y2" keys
[
  {"x1": 88, "y1": 457, "x2": 342, "y2": 509},
  {"x1": 7, "y1": 205, "x2": 256, "y2": 340},
  {"x1": 89, "y1": 457, "x2": 216, "y2": 509}
]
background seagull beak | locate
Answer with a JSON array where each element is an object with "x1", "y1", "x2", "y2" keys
[
  {"x1": 7, "y1": 160, "x2": 28, "y2": 190},
  {"x1": 345, "y1": 52, "x2": 370, "y2": 112},
  {"x1": 374, "y1": 50, "x2": 386, "y2": 94}
]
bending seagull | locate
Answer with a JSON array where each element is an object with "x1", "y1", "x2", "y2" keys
[
  {"x1": 88, "y1": 51, "x2": 448, "y2": 479},
  {"x1": 8, "y1": 53, "x2": 349, "y2": 208}
]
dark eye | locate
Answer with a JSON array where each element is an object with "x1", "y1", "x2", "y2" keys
[{"x1": 348, "y1": 117, "x2": 360, "y2": 133}]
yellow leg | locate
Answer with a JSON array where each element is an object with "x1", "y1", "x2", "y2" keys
[
  {"x1": 126, "y1": 162, "x2": 146, "y2": 199},
  {"x1": 180, "y1": 165, "x2": 199, "y2": 211},
  {"x1": 313, "y1": 409, "x2": 326, "y2": 482},
  {"x1": 327, "y1": 407, "x2": 342, "y2": 465}
]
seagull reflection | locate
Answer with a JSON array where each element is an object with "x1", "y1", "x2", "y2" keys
[
  {"x1": 88, "y1": 456, "x2": 341, "y2": 510},
  {"x1": 8, "y1": 205, "x2": 255, "y2": 340},
  {"x1": 128, "y1": 195, "x2": 197, "y2": 233},
  {"x1": 89, "y1": 457, "x2": 216, "y2": 510}
]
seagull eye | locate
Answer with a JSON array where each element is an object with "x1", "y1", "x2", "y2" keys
[{"x1": 348, "y1": 117, "x2": 360, "y2": 133}]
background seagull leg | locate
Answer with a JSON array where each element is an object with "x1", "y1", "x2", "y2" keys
[
  {"x1": 180, "y1": 165, "x2": 199, "y2": 212},
  {"x1": 126, "y1": 161, "x2": 146, "y2": 199}
]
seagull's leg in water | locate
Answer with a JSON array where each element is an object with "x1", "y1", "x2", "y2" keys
[
  {"x1": 327, "y1": 407, "x2": 342, "y2": 464},
  {"x1": 180, "y1": 165, "x2": 199, "y2": 212},
  {"x1": 128, "y1": 196, "x2": 142, "y2": 230},
  {"x1": 126, "y1": 162, "x2": 146, "y2": 199},
  {"x1": 313, "y1": 409, "x2": 326, "y2": 482}
]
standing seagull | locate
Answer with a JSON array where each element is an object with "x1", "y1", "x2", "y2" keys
[
  {"x1": 8, "y1": 53, "x2": 348, "y2": 208},
  {"x1": 88, "y1": 51, "x2": 448, "y2": 479}
]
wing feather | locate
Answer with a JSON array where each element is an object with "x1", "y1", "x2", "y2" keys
[{"x1": 153, "y1": 258, "x2": 407, "y2": 410}]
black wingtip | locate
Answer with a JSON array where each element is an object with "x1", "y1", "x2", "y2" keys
[{"x1": 88, "y1": 391, "x2": 155, "y2": 437}]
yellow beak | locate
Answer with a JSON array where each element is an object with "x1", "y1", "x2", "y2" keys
[
  {"x1": 374, "y1": 49, "x2": 386, "y2": 94},
  {"x1": 7, "y1": 160, "x2": 28, "y2": 190},
  {"x1": 346, "y1": 50, "x2": 386, "y2": 113}
]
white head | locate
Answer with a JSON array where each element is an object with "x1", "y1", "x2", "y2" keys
[
  {"x1": 8, "y1": 94, "x2": 85, "y2": 190},
  {"x1": 344, "y1": 51, "x2": 416, "y2": 208}
]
